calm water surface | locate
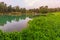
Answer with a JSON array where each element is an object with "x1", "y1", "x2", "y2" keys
[{"x1": 0, "y1": 17, "x2": 32, "y2": 32}]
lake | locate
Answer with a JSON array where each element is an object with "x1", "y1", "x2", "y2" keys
[{"x1": 0, "y1": 16, "x2": 32, "y2": 32}]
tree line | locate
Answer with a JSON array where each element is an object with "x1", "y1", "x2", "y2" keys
[{"x1": 0, "y1": 2, "x2": 60, "y2": 15}]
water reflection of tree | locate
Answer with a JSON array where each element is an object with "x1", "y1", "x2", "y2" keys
[{"x1": 0, "y1": 15, "x2": 27, "y2": 26}]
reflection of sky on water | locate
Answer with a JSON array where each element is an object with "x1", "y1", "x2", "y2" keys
[{"x1": 0, "y1": 17, "x2": 32, "y2": 32}]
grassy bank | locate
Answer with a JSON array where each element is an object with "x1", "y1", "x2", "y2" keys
[{"x1": 0, "y1": 12, "x2": 60, "y2": 40}]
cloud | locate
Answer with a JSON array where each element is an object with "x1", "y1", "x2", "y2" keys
[
  {"x1": 23, "y1": 0, "x2": 60, "y2": 8},
  {"x1": 0, "y1": 0, "x2": 60, "y2": 9},
  {"x1": 24, "y1": 0, "x2": 38, "y2": 6}
]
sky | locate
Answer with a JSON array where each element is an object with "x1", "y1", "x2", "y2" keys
[{"x1": 0, "y1": 0, "x2": 60, "y2": 9}]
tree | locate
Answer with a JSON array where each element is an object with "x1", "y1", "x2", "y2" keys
[
  {"x1": 13, "y1": 6, "x2": 20, "y2": 12},
  {"x1": 20, "y1": 8, "x2": 26, "y2": 13},
  {"x1": 39, "y1": 6, "x2": 48, "y2": 14},
  {"x1": 7, "y1": 5, "x2": 12, "y2": 12}
]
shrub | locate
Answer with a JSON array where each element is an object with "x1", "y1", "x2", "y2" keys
[{"x1": 21, "y1": 15, "x2": 60, "y2": 40}]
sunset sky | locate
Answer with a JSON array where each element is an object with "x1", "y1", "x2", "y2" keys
[{"x1": 0, "y1": 0, "x2": 60, "y2": 9}]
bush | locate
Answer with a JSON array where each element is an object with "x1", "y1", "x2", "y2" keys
[{"x1": 21, "y1": 15, "x2": 60, "y2": 40}]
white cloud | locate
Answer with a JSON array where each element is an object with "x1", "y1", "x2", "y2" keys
[
  {"x1": 24, "y1": 0, "x2": 38, "y2": 6},
  {"x1": 0, "y1": 0, "x2": 60, "y2": 9}
]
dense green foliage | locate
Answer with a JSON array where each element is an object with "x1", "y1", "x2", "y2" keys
[
  {"x1": 0, "y1": 13, "x2": 60, "y2": 40},
  {"x1": 20, "y1": 14, "x2": 60, "y2": 40}
]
